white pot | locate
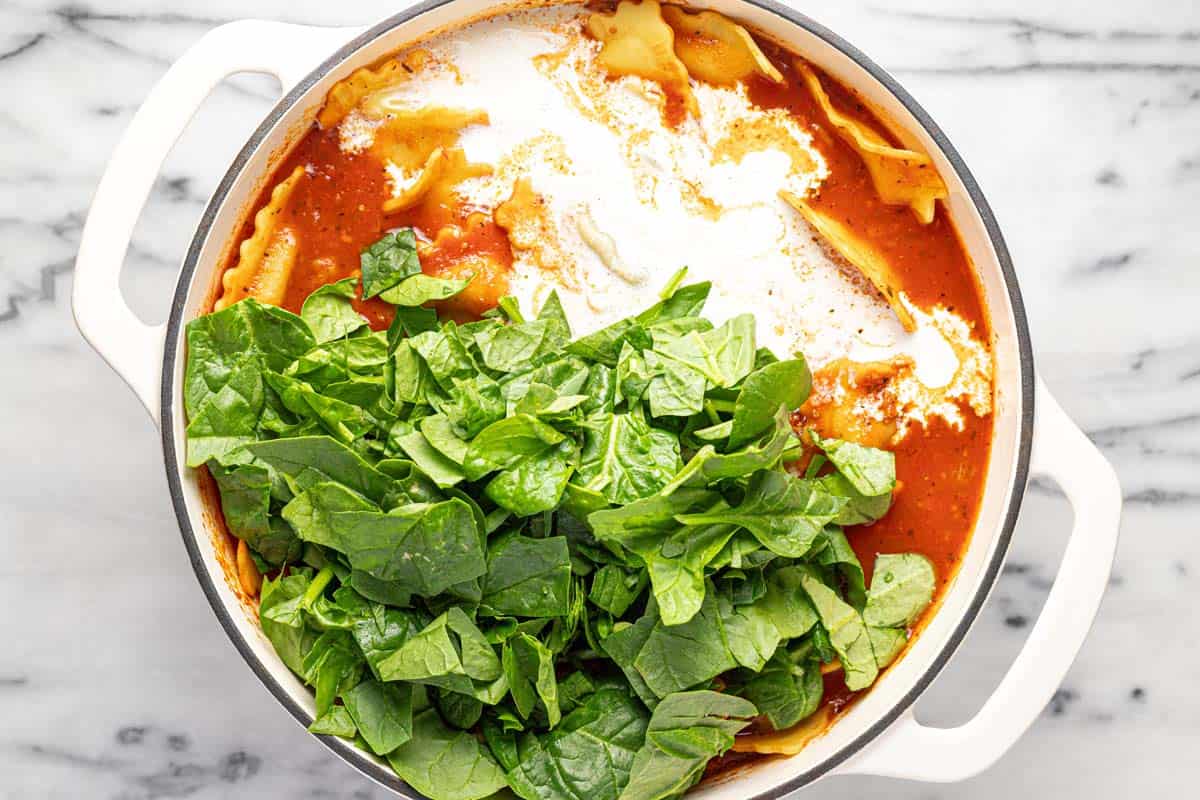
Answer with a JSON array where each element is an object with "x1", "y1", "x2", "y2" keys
[{"x1": 71, "y1": 1, "x2": 1122, "y2": 797}]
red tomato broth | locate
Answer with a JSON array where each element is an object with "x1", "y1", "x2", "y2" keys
[{"x1": 207, "y1": 9, "x2": 994, "y2": 777}]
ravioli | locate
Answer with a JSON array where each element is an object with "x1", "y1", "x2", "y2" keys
[
  {"x1": 586, "y1": 0, "x2": 698, "y2": 122},
  {"x1": 495, "y1": 177, "x2": 570, "y2": 275},
  {"x1": 661, "y1": 5, "x2": 783, "y2": 86},
  {"x1": 368, "y1": 107, "x2": 491, "y2": 211},
  {"x1": 796, "y1": 61, "x2": 947, "y2": 224},
  {"x1": 215, "y1": 165, "x2": 304, "y2": 310},
  {"x1": 319, "y1": 60, "x2": 409, "y2": 129},
  {"x1": 781, "y1": 189, "x2": 916, "y2": 332},
  {"x1": 383, "y1": 147, "x2": 493, "y2": 213},
  {"x1": 318, "y1": 49, "x2": 443, "y2": 129},
  {"x1": 419, "y1": 212, "x2": 512, "y2": 318}
]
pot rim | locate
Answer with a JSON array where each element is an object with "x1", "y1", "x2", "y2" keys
[{"x1": 160, "y1": 1, "x2": 1035, "y2": 796}]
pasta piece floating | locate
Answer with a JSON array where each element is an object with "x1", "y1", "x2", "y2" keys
[
  {"x1": 319, "y1": 60, "x2": 408, "y2": 129},
  {"x1": 235, "y1": 539, "x2": 262, "y2": 597},
  {"x1": 781, "y1": 189, "x2": 916, "y2": 332},
  {"x1": 495, "y1": 178, "x2": 570, "y2": 275},
  {"x1": 384, "y1": 147, "x2": 492, "y2": 214},
  {"x1": 799, "y1": 358, "x2": 905, "y2": 448},
  {"x1": 732, "y1": 706, "x2": 832, "y2": 756},
  {"x1": 318, "y1": 49, "x2": 439, "y2": 129},
  {"x1": 216, "y1": 165, "x2": 304, "y2": 311},
  {"x1": 796, "y1": 61, "x2": 947, "y2": 224},
  {"x1": 661, "y1": 5, "x2": 783, "y2": 86},
  {"x1": 370, "y1": 107, "x2": 489, "y2": 168},
  {"x1": 586, "y1": 0, "x2": 698, "y2": 123},
  {"x1": 369, "y1": 107, "x2": 491, "y2": 212},
  {"x1": 384, "y1": 147, "x2": 448, "y2": 213},
  {"x1": 419, "y1": 212, "x2": 512, "y2": 318}
]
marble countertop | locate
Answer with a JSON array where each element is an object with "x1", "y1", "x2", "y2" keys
[{"x1": 2, "y1": 0, "x2": 1196, "y2": 797}]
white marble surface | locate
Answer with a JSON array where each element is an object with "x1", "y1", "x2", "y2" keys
[{"x1": 1, "y1": 0, "x2": 1197, "y2": 797}]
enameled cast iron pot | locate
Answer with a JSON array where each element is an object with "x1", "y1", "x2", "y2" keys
[{"x1": 71, "y1": 1, "x2": 1123, "y2": 796}]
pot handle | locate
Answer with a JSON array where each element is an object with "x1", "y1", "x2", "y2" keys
[
  {"x1": 72, "y1": 20, "x2": 363, "y2": 426},
  {"x1": 836, "y1": 379, "x2": 1121, "y2": 782}
]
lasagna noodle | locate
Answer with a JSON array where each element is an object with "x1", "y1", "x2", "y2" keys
[
  {"x1": 781, "y1": 189, "x2": 916, "y2": 332},
  {"x1": 586, "y1": 0, "x2": 699, "y2": 120},
  {"x1": 661, "y1": 5, "x2": 783, "y2": 86},
  {"x1": 215, "y1": 165, "x2": 304, "y2": 311},
  {"x1": 796, "y1": 61, "x2": 947, "y2": 224}
]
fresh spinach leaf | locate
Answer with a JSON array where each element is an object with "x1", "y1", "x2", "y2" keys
[
  {"x1": 652, "y1": 314, "x2": 755, "y2": 389},
  {"x1": 381, "y1": 273, "x2": 473, "y2": 306},
  {"x1": 760, "y1": 566, "x2": 819, "y2": 638},
  {"x1": 820, "y1": 470, "x2": 894, "y2": 525},
  {"x1": 409, "y1": 325, "x2": 479, "y2": 392},
  {"x1": 210, "y1": 461, "x2": 301, "y2": 566},
  {"x1": 246, "y1": 436, "x2": 395, "y2": 504},
  {"x1": 814, "y1": 434, "x2": 896, "y2": 498},
  {"x1": 481, "y1": 534, "x2": 572, "y2": 618},
  {"x1": 556, "y1": 671, "x2": 596, "y2": 716},
  {"x1": 740, "y1": 649, "x2": 823, "y2": 730},
  {"x1": 474, "y1": 319, "x2": 566, "y2": 373},
  {"x1": 378, "y1": 608, "x2": 506, "y2": 704},
  {"x1": 184, "y1": 299, "x2": 314, "y2": 465},
  {"x1": 308, "y1": 705, "x2": 358, "y2": 738},
  {"x1": 435, "y1": 689, "x2": 485, "y2": 730},
  {"x1": 392, "y1": 425, "x2": 466, "y2": 488},
  {"x1": 284, "y1": 487, "x2": 485, "y2": 597},
  {"x1": 661, "y1": 406, "x2": 798, "y2": 493},
  {"x1": 387, "y1": 708, "x2": 508, "y2": 800},
  {"x1": 420, "y1": 414, "x2": 470, "y2": 464},
  {"x1": 863, "y1": 553, "x2": 935, "y2": 628},
  {"x1": 259, "y1": 571, "x2": 321, "y2": 675},
  {"x1": 676, "y1": 470, "x2": 844, "y2": 558},
  {"x1": 464, "y1": 415, "x2": 578, "y2": 516},
  {"x1": 728, "y1": 358, "x2": 811, "y2": 448},
  {"x1": 577, "y1": 410, "x2": 681, "y2": 505},
  {"x1": 265, "y1": 370, "x2": 375, "y2": 444},
  {"x1": 361, "y1": 229, "x2": 421, "y2": 299},
  {"x1": 286, "y1": 331, "x2": 389, "y2": 388},
  {"x1": 503, "y1": 632, "x2": 561, "y2": 727},
  {"x1": 300, "y1": 278, "x2": 368, "y2": 344},
  {"x1": 799, "y1": 572, "x2": 878, "y2": 691},
  {"x1": 503, "y1": 687, "x2": 649, "y2": 800},
  {"x1": 633, "y1": 592, "x2": 737, "y2": 698},
  {"x1": 301, "y1": 630, "x2": 364, "y2": 717},
  {"x1": 588, "y1": 565, "x2": 648, "y2": 618},
  {"x1": 618, "y1": 691, "x2": 756, "y2": 800},
  {"x1": 868, "y1": 625, "x2": 909, "y2": 668},
  {"x1": 718, "y1": 593, "x2": 781, "y2": 672},
  {"x1": 342, "y1": 679, "x2": 414, "y2": 756}
]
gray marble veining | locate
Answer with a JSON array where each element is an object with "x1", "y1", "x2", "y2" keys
[{"x1": 2, "y1": 0, "x2": 1197, "y2": 797}]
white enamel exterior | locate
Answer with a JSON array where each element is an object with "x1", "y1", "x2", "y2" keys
[{"x1": 71, "y1": 2, "x2": 1122, "y2": 797}]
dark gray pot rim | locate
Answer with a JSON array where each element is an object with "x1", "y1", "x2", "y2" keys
[{"x1": 160, "y1": 1, "x2": 1035, "y2": 797}]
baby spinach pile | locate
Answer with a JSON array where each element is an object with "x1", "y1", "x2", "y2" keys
[{"x1": 185, "y1": 231, "x2": 936, "y2": 800}]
